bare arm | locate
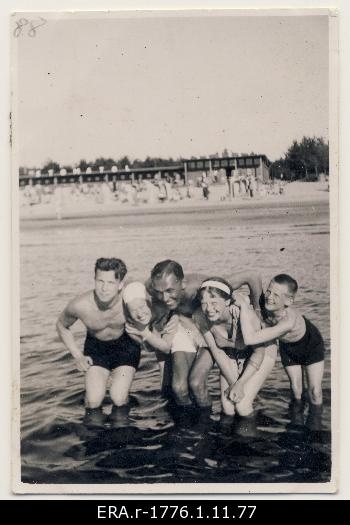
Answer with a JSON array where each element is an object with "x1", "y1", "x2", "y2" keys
[
  {"x1": 125, "y1": 329, "x2": 143, "y2": 346},
  {"x1": 203, "y1": 331, "x2": 236, "y2": 386},
  {"x1": 142, "y1": 327, "x2": 172, "y2": 353},
  {"x1": 225, "y1": 309, "x2": 268, "y2": 403},
  {"x1": 193, "y1": 308, "x2": 236, "y2": 380},
  {"x1": 226, "y1": 345, "x2": 267, "y2": 403},
  {"x1": 56, "y1": 303, "x2": 92, "y2": 372},
  {"x1": 125, "y1": 315, "x2": 179, "y2": 354},
  {"x1": 228, "y1": 271, "x2": 263, "y2": 310},
  {"x1": 210, "y1": 325, "x2": 236, "y2": 349},
  {"x1": 239, "y1": 302, "x2": 293, "y2": 345}
]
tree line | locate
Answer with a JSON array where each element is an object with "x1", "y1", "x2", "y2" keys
[
  {"x1": 270, "y1": 137, "x2": 329, "y2": 181},
  {"x1": 19, "y1": 137, "x2": 328, "y2": 180},
  {"x1": 19, "y1": 150, "x2": 257, "y2": 176}
]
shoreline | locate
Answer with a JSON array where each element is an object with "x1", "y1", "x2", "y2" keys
[{"x1": 19, "y1": 181, "x2": 329, "y2": 222}]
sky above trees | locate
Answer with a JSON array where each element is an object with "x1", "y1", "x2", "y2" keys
[{"x1": 14, "y1": 12, "x2": 329, "y2": 168}]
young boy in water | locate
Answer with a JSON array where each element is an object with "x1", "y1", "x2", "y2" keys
[
  {"x1": 232, "y1": 274, "x2": 325, "y2": 410},
  {"x1": 123, "y1": 282, "x2": 203, "y2": 404}
]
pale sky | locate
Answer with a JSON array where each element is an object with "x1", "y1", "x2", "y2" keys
[{"x1": 14, "y1": 12, "x2": 329, "y2": 167}]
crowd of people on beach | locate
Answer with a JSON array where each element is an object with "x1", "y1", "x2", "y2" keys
[
  {"x1": 56, "y1": 257, "x2": 325, "y2": 431},
  {"x1": 20, "y1": 171, "x2": 286, "y2": 210}
]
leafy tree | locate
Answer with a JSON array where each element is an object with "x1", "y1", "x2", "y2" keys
[
  {"x1": 78, "y1": 159, "x2": 90, "y2": 171},
  {"x1": 42, "y1": 160, "x2": 60, "y2": 173},
  {"x1": 91, "y1": 157, "x2": 116, "y2": 171},
  {"x1": 117, "y1": 155, "x2": 131, "y2": 170},
  {"x1": 283, "y1": 137, "x2": 329, "y2": 180}
]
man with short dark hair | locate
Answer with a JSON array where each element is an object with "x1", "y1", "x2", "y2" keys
[
  {"x1": 56, "y1": 258, "x2": 139, "y2": 420},
  {"x1": 145, "y1": 259, "x2": 263, "y2": 407}
]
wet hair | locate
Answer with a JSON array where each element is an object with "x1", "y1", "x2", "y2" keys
[
  {"x1": 272, "y1": 274, "x2": 298, "y2": 295},
  {"x1": 94, "y1": 258, "x2": 127, "y2": 281},
  {"x1": 198, "y1": 276, "x2": 233, "y2": 301},
  {"x1": 150, "y1": 260, "x2": 184, "y2": 282}
]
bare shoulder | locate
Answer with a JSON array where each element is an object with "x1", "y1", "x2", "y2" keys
[
  {"x1": 286, "y1": 307, "x2": 299, "y2": 325},
  {"x1": 65, "y1": 290, "x2": 94, "y2": 317}
]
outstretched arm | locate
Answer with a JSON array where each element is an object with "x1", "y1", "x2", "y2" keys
[
  {"x1": 239, "y1": 301, "x2": 292, "y2": 345},
  {"x1": 56, "y1": 304, "x2": 92, "y2": 372}
]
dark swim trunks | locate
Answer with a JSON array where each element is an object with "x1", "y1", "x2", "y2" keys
[
  {"x1": 279, "y1": 317, "x2": 325, "y2": 367},
  {"x1": 84, "y1": 331, "x2": 141, "y2": 371}
]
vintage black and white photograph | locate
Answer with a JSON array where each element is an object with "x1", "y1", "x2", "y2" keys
[{"x1": 12, "y1": 9, "x2": 337, "y2": 493}]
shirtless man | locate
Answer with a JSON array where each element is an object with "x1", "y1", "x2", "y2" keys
[
  {"x1": 56, "y1": 258, "x2": 140, "y2": 416},
  {"x1": 145, "y1": 259, "x2": 263, "y2": 407}
]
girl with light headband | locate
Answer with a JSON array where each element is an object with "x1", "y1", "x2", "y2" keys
[{"x1": 192, "y1": 277, "x2": 277, "y2": 417}]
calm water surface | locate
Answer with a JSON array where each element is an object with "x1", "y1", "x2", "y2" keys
[{"x1": 20, "y1": 203, "x2": 331, "y2": 484}]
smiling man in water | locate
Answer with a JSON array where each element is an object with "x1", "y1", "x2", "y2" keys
[
  {"x1": 56, "y1": 258, "x2": 140, "y2": 421},
  {"x1": 145, "y1": 260, "x2": 263, "y2": 408}
]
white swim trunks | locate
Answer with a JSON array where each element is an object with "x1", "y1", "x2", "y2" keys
[{"x1": 171, "y1": 317, "x2": 207, "y2": 353}]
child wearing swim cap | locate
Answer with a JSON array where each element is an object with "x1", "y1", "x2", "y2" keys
[
  {"x1": 123, "y1": 282, "x2": 201, "y2": 356},
  {"x1": 123, "y1": 281, "x2": 152, "y2": 331}
]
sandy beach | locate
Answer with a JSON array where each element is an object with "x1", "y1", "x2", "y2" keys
[{"x1": 19, "y1": 181, "x2": 329, "y2": 222}]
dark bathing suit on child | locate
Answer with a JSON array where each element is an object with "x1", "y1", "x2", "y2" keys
[
  {"x1": 279, "y1": 317, "x2": 325, "y2": 367},
  {"x1": 84, "y1": 331, "x2": 141, "y2": 371},
  {"x1": 222, "y1": 310, "x2": 253, "y2": 374}
]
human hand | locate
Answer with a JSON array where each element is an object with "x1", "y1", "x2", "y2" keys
[
  {"x1": 232, "y1": 292, "x2": 250, "y2": 308},
  {"x1": 125, "y1": 322, "x2": 145, "y2": 339},
  {"x1": 74, "y1": 354, "x2": 93, "y2": 372},
  {"x1": 225, "y1": 382, "x2": 245, "y2": 403}
]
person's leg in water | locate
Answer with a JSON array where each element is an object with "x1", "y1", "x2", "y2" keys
[
  {"x1": 171, "y1": 351, "x2": 196, "y2": 406},
  {"x1": 305, "y1": 361, "x2": 324, "y2": 406},
  {"x1": 235, "y1": 345, "x2": 276, "y2": 417},
  {"x1": 288, "y1": 398, "x2": 305, "y2": 426},
  {"x1": 169, "y1": 322, "x2": 199, "y2": 406},
  {"x1": 219, "y1": 359, "x2": 239, "y2": 434},
  {"x1": 189, "y1": 347, "x2": 214, "y2": 408},
  {"x1": 110, "y1": 365, "x2": 136, "y2": 406},
  {"x1": 85, "y1": 365, "x2": 110, "y2": 408},
  {"x1": 155, "y1": 351, "x2": 172, "y2": 398},
  {"x1": 109, "y1": 403, "x2": 131, "y2": 428},
  {"x1": 220, "y1": 356, "x2": 240, "y2": 417},
  {"x1": 304, "y1": 361, "x2": 324, "y2": 430},
  {"x1": 305, "y1": 400, "x2": 323, "y2": 431},
  {"x1": 284, "y1": 364, "x2": 304, "y2": 402},
  {"x1": 83, "y1": 365, "x2": 110, "y2": 427},
  {"x1": 83, "y1": 407, "x2": 107, "y2": 428}
]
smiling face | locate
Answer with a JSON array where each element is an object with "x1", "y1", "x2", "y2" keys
[
  {"x1": 264, "y1": 280, "x2": 294, "y2": 312},
  {"x1": 200, "y1": 289, "x2": 230, "y2": 323},
  {"x1": 94, "y1": 269, "x2": 122, "y2": 303},
  {"x1": 152, "y1": 273, "x2": 184, "y2": 310},
  {"x1": 127, "y1": 298, "x2": 152, "y2": 325}
]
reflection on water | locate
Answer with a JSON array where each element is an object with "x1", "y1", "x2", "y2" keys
[{"x1": 20, "y1": 204, "x2": 331, "y2": 484}]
